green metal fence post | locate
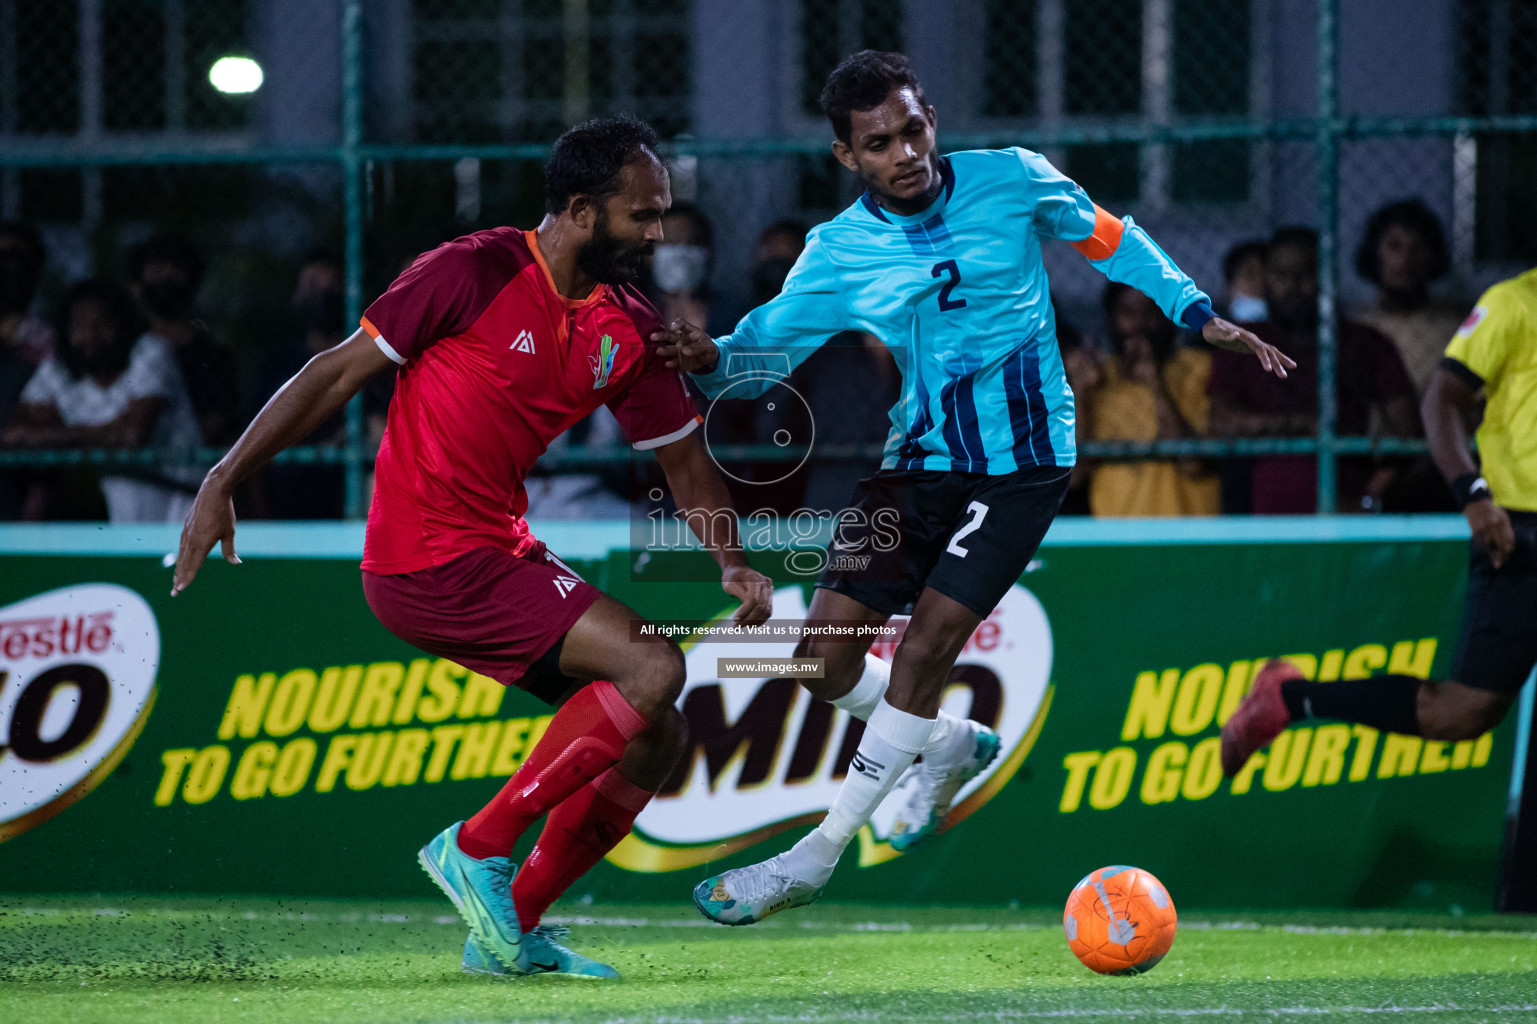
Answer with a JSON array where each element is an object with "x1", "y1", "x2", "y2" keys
[
  {"x1": 1316, "y1": 0, "x2": 1340, "y2": 514},
  {"x1": 342, "y1": 0, "x2": 366, "y2": 520}
]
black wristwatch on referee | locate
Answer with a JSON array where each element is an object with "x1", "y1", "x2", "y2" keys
[{"x1": 1452, "y1": 472, "x2": 1491, "y2": 509}]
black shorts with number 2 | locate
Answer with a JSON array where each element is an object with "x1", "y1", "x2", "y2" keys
[{"x1": 816, "y1": 466, "x2": 1071, "y2": 618}]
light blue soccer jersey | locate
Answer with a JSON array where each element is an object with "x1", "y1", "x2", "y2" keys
[{"x1": 691, "y1": 148, "x2": 1214, "y2": 474}]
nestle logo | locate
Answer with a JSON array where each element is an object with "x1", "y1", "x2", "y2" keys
[
  {"x1": 0, "y1": 613, "x2": 114, "y2": 662},
  {"x1": 0, "y1": 584, "x2": 160, "y2": 845}
]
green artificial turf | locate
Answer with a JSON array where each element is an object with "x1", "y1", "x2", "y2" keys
[{"x1": 2, "y1": 896, "x2": 1535, "y2": 1023}]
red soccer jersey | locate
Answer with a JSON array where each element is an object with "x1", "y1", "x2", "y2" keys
[{"x1": 359, "y1": 227, "x2": 701, "y2": 574}]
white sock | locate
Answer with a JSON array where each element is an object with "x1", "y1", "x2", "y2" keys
[
  {"x1": 782, "y1": 699, "x2": 937, "y2": 886},
  {"x1": 829, "y1": 654, "x2": 889, "y2": 719},
  {"x1": 830, "y1": 654, "x2": 973, "y2": 766}
]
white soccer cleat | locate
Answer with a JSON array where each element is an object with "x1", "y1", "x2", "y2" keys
[
  {"x1": 889, "y1": 722, "x2": 1001, "y2": 852},
  {"x1": 693, "y1": 853, "x2": 825, "y2": 926}
]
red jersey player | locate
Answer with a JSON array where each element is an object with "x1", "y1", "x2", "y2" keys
[{"x1": 172, "y1": 116, "x2": 773, "y2": 979}]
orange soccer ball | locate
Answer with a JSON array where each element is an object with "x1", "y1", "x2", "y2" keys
[{"x1": 1063, "y1": 865, "x2": 1177, "y2": 975}]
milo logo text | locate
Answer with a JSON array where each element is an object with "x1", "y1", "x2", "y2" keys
[{"x1": 607, "y1": 585, "x2": 1054, "y2": 872}]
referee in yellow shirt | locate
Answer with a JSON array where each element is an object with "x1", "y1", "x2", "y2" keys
[
  {"x1": 1426, "y1": 266, "x2": 1537, "y2": 729},
  {"x1": 1222, "y1": 267, "x2": 1536, "y2": 763},
  {"x1": 1221, "y1": 267, "x2": 1537, "y2": 907}
]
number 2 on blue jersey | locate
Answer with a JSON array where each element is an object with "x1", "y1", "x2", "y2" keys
[{"x1": 932, "y1": 259, "x2": 967, "y2": 312}]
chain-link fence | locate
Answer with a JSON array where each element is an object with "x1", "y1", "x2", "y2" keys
[{"x1": 1, "y1": 0, "x2": 1534, "y2": 520}]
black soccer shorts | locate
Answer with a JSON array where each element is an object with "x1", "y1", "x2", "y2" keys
[
  {"x1": 1452, "y1": 509, "x2": 1537, "y2": 693},
  {"x1": 816, "y1": 465, "x2": 1070, "y2": 619}
]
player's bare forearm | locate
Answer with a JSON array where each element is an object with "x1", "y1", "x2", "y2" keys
[
  {"x1": 1422, "y1": 365, "x2": 1514, "y2": 566},
  {"x1": 1422, "y1": 367, "x2": 1480, "y2": 484},
  {"x1": 655, "y1": 431, "x2": 747, "y2": 568},
  {"x1": 206, "y1": 329, "x2": 390, "y2": 493},
  {"x1": 654, "y1": 431, "x2": 773, "y2": 625},
  {"x1": 173, "y1": 328, "x2": 392, "y2": 595}
]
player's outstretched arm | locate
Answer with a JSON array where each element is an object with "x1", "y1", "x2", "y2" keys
[
  {"x1": 1023, "y1": 153, "x2": 1294, "y2": 381},
  {"x1": 652, "y1": 319, "x2": 719, "y2": 375},
  {"x1": 172, "y1": 327, "x2": 394, "y2": 595},
  {"x1": 651, "y1": 429, "x2": 773, "y2": 626},
  {"x1": 1202, "y1": 316, "x2": 1296, "y2": 379},
  {"x1": 654, "y1": 238, "x2": 850, "y2": 395}
]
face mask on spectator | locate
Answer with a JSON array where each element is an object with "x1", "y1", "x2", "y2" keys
[
  {"x1": 0, "y1": 254, "x2": 39, "y2": 315},
  {"x1": 1229, "y1": 293, "x2": 1267, "y2": 323},
  {"x1": 295, "y1": 288, "x2": 345, "y2": 335},
  {"x1": 751, "y1": 257, "x2": 797, "y2": 307},
  {"x1": 652, "y1": 244, "x2": 709, "y2": 294},
  {"x1": 140, "y1": 279, "x2": 195, "y2": 319}
]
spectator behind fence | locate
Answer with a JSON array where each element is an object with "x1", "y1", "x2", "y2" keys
[
  {"x1": 1222, "y1": 239, "x2": 1268, "y2": 323},
  {"x1": 790, "y1": 331, "x2": 901, "y2": 514},
  {"x1": 1352, "y1": 199, "x2": 1466, "y2": 511},
  {"x1": 0, "y1": 341, "x2": 28, "y2": 520},
  {"x1": 1216, "y1": 240, "x2": 1269, "y2": 513},
  {"x1": 649, "y1": 202, "x2": 715, "y2": 333},
  {"x1": 0, "y1": 222, "x2": 56, "y2": 517},
  {"x1": 1056, "y1": 311, "x2": 1100, "y2": 515},
  {"x1": 1208, "y1": 227, "x2": 1419, "y2": 514},
  {"x1": 747, "y1": 219, "x2": 895, "y2": 516},
  {"x1": 1089, "y1": 282, "x2": 1219, "y2": 517},
  {"x1": 2, "y1": 280, "x2": 201, "y2": 522},
  {"x1": 1352, "y1": 198, "x2": 1466, "y2": 398},
  {"x1": 247, "y1": 249, "x2": 353, "y2": 518},
  {"x1": 750, "y1": 219, "x2": 809, "y2": 310},
  {"x1": 0, "y1": 221, "x2": 55, "y2": 366},
  {"x1": 130, "y1": 232, "x2": 240, "y2": 446},
  {"x1": 700, "y1": 220, "x2": 814, "y2": 511},
  {"x1": 647, "y1": 204, "x2": 721, "y2": 510}
]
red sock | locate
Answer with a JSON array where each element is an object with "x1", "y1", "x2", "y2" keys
[
  {"x1": 457, "y1": 680, "x2": 648, "y2": 860},
  {"x1": 511, "y1": 767, "x2": 653, "y2": 931}
]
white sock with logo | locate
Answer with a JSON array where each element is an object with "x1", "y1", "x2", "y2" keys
[
  {"x1": 780, "y1": 699, "x2": 937, "y2": 886},
  {"x1": 830, "y1": 654, "x2": 975, "y2": 769}
]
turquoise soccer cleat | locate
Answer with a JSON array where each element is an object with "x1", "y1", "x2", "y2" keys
[
  {"x1": 512, "y1": 925, "x2": 620, "y2": 979},
  {"x1": 461, "y1": 932, "x2": 512, "y2": 976},
  {"x1": 461, "y1": 926, "x2": 618, "y2": 979},
  {"x1": 889, "y1": 723, "x2": 1002, "y2": 853},
  {"x1": 693, "y1": 853, "x2": 824, "y2": 926},
  {"x1": 417, "y1": 821, "x2": 523, "y2": 971}
]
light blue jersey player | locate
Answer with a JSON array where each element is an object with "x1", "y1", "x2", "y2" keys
[
  {"x1": 658, "y1": 51, "x2": 1293, "y2": 927},
  {"x1": 694, "y1": 148, "x2": 1212, "y2": 478}
]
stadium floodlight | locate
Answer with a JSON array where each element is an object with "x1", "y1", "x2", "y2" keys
[{"x1": 209, "y1": 56, "x2": 263, "y2": 94}]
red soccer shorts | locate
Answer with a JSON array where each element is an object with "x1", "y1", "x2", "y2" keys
[{"x1": 362, "y1": 543, "x2": 601, "y2": 704}]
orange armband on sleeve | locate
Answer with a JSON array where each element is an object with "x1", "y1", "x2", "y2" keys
[{"x1": 1069, "y1": 205, "x2": 1125, "y2": 261}]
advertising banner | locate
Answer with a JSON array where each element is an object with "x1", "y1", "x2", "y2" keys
[{"x1": 0, "y1": 521, "x2": 1517, "y2": 910}]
